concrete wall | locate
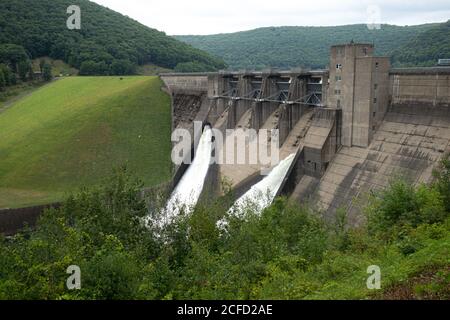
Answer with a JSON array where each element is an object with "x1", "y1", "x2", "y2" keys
[
  {"x1": 172, "y1": 93, "x2": 206, "y2": 129},
  {"x1": 328, "y1": 44, "x2": 371, "y2": 147},
  {"x1": 390, "y1": 68, "x2": 450, "y2": 107},
  {"x1": 207, "y1": 98, "x2": 228, "y2": 126},
  {"x1": 372, "y1": 58, "x2": 391, "y2": 135},
  {"x1": 0, "y1": 203, "x2": 61, "y2": 236},
  {"x1": 352, "y1": 56, "x2": 390, "y2": 147},
  {"x1": 160, "y1": 73, "x2": 209, "y2": 94},
  {"x1": 303, "y1": 108, "x2": 340, "y2": 178},
  {"x1": 328, "y1": 43, "x2": 390, "y2": 148},
  {"x1": 312, "y1": 104, "x2": 450, "y2": 226},
  {"x1": 278, "y1": 103, "x2": 310, "y2": 147}
]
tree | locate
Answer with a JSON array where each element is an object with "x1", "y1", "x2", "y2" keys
[
  {"x1": 110, "y1": 59, "x2": 135, "y2": 75},
  {"x1": 174, "y1": 61, "x2": 216, "y2": 73},
  {"x1": 79, "y1": 60, "x2": 109, "y2": 76},
  {"x1": 18, "y1": 60, "x2": 31, "y2": 82},
  {"x1": 0, "y1": 44, "x2": 29, "y2": 72},
  {"x1": 434, "y1": 157, "x2": 450, "y2": 212},
  {"x1": 8, "y1": 72, "x2": 17, "y2": 86},
  {"x1": 39, "y1": 59, "x2": 46, "y2": 73},
  {"x1": 0, "y1": 64, "x2": 12, "y2": 86},
  {"x1": 42, "y1": 63, "x2": 52, "y2": 81},
  {"x1": 0, "y1": 69, "x2": 5, "y2": 89},
  {"x1": 79, "y1": 61, "x2": 96, "y2": 75}
]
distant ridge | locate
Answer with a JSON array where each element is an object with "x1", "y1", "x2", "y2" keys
[
  {"x1": 175, "y1": 23, "x2": 446, "y2": 70},
  {"x1": 392, "y1": 20, "x2": 450, "y2": 67}
]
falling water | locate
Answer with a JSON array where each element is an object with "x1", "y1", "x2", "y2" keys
[
  {"x1": 148, "y1": 128, "x2": 296, "y2": 230},
  {"x1": 226, "y1": 153, "x2": 296, "y2": 218},
  {"x1": 156, "y1": 126, "x2": 213, "y2": 228}
]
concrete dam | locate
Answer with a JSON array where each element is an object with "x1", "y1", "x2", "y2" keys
[{"x1": 161, "y1": 42, "x2": 450, "y2": 225}]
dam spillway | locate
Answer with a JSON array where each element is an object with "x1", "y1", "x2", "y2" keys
[
  {"x1": 153, "y1": 126, "x2": 213, "y2": 228},
  {"x1": 228, "y1": 153, "x2": 296, "y2": 217},
  {"x1": 161, "y1": 42, "x2": 450, "y2": 226}
]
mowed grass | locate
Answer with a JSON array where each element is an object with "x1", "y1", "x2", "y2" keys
[{"x1": 0, "y1": 76, "x2": 172, "y2": 208}]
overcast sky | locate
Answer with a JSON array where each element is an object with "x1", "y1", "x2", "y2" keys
[{"x1": 91, "y1": 0, "x2": 450, "y2": 35}]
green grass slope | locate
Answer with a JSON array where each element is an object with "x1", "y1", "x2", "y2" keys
[
  {"x1": 175, "y1": 23, "x2": 438, "y2": 70},
  {"x1": 0, "y1": 76, "x2": 172, "y2": 208}
]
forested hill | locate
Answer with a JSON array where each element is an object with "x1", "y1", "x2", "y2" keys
[
  {"x1": 392, "y1": 20, "x2": 450, "y2": 67},
  {"x1": 0, "y1": 0, "x2": 226, "y2": 74},
  {"x1": 175, "y1": 23, "x2": 442, "y2": 70}
]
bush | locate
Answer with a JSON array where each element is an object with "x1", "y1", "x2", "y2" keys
[
  {"x1": 79, "y1": 60, "x2": 109, "y2": 76},
  {"x1": 18, "y1": 60, "x2": 31, "y2": 81},
  {"x1": 42, "y1": 63, "x2": 52, "y2": 81},
  {"x1": 0, "y1": 64, "x2": 11, "y2": 86},
  {"x1": 367, "y1": 178, "x2": 447, "y2": 237},
  {"x1": 110, "y1": 59, "x2": 136, "y2": 76},
  {"x1": 0, "y1": 69, "x2": 5, "y2": 88},
  {"x1": 434, "y1": 157, "x2": 450, "y2": 212}
]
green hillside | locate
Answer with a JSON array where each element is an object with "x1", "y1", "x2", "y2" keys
[
  {"x1": 392, "y1": 20, "x2": 450, "y2": 67},
  {"x1": 0, "y1": 76, "x2": 172, "y2": 208},
  {"x1": 175, "y1": 23, "x2": 439, "y2": 70},
  {"x1": 0, "y1": 0, "x2": 226, "y2": 73}
]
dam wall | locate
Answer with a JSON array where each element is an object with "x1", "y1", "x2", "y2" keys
[
  {"x1": 390, "y1": 68, "x2": 450, "y2": 107},
  {"x1": 159, "y1": 44, "x2": 450, "y2": 227},
  {"x1": 160, "y1": 73, "x2": 210, "y2": 94},
  {"x1": 311, "y1": 104, "x2": 450, "y2": 226}
]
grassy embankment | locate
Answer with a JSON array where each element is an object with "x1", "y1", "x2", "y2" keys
[{"x1": 0, "y1": 76, "x2": 172, "y2": 208}]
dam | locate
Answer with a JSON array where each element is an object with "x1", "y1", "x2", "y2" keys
[
  {"x1": 161, "y1": 42, "x2": 450, "y2": 225},
  {"x1": 1, "y1": 42, "x2": 449, "y2": 234}
]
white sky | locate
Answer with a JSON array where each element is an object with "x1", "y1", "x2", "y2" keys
[{"x1": 91, "y1": 0, "x2": 450, "y2": 35}]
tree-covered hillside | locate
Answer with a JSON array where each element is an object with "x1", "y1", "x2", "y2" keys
[
  {"x1": 175, "y1": 23, "x2": 440, "y2": 70},
  {"x1": 392, "y1": 20, "x2": 450, "y2": 67},
  {"x1": 0, "y1": 0, "x2": 226, "y2": 74}
]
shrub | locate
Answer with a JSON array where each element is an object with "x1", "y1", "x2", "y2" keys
[
  {"x1": 42, "y1": 63, "x2": 52, "y2": 81},
  {"x1": 367, "y1": 178, "x2": 447, "y2": 237},
  {"x1": 434, "y1": 157, "x2": 450, "y2": 212}
]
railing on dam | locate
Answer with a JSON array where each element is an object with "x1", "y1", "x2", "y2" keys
[{"x1": 160, "y1": 69, "x2": 329, "y2": 101}]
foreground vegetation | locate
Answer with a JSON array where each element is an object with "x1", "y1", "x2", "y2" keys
[
  {"x1": 176, "y1": 22, "x2": 449, "y2": 70},
  {"x1": 0, "y1": 157, "x2": 449, "y2": 300},
  {"x1": 0, "y1": 76, "x2": 172, "y2": 208}
]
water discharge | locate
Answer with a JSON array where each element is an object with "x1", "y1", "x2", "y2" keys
[
  {"x1": 150, "y1": 127, "x2": 295, "y2": 230},
  {"x1": 227, "y1": 153, "x2": 296, "y2": 217},
  {"x1": 158, "y1": 126, "x2": 213, "y2": 227}
]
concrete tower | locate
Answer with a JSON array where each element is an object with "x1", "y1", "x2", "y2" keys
[{"x1": 328, "y1": 43, "x2": 390, "y2": 147}]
